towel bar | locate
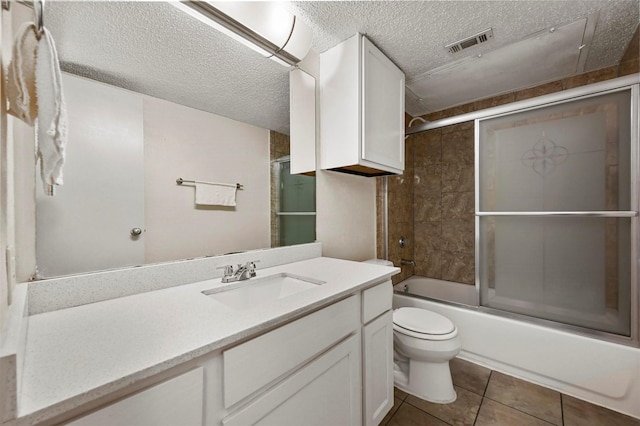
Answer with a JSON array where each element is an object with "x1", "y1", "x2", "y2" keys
[{"x1": 176, "y1": 178, "x2": 243, "y2": 189}]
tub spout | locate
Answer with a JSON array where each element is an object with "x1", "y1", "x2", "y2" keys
[{"x1": 401, "y1": 259, "x2": 416, "y2": 266}]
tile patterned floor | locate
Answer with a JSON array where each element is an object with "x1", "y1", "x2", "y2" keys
[{"x1": 382, "y1": 358, "x2": 640, "y2": 426}]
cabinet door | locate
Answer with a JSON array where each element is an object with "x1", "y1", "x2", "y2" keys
[
  {"x1": 363, "y1": 311, "x2": 394, "y2": 426},
  {"x1": 361, "y1": 37, "x2": 405, "y2": 172},
  {"x1": 223, "y1": 334, "x2": 362, "y2": 426},
  {"x1": 67, "y1": 368, "x2": 204, "y2": 426}
]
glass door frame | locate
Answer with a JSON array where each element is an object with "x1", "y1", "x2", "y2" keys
[{"x1": 474, "y1": 81, "x2": 639, "y2": 346}]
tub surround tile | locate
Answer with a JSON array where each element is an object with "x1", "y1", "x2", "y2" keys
[
  {"x1": 562, "y1": 395, "x2": 640, "y2": 426},
  {"x1": 441, "y1": 251, "x2": 475, "y2": 284},
  {"x1": 414, "y1": 195, "x2": 442, "y2": 222},
  {"x1": 385, "y1": 402, "x2": 449, "y2": 426},
  {"x1": 450, "y1": 358, "x2": 491, "y2": 396},
  {"x1": 485, "y1": 371, "x2": 562, "y2": 426},
  {"x1": 442, "y1": 165, "x2": 474, "y2": 193},
  {"x1": 414, "y1": 166, "x2": 443, "y2": 196},
  {"x1": 441, "y1": 219, "x2": 474, "y2": 253},
  {"x1": 406, "y1": 386, "x2": 482, "y2": 426},
  {"x1": 414, "y1": 130, "x2": 442, "y2": 165},
  {"x1": 475, "y1": 398, "x2": 555, "y2": 426},
  {"x1": 415, "y1": 250, "x2": 443, "y2": 279},
  {"x1": 415, "y1": 221, "x2": 443, "y2": 254},
  {"x1": 441, "y1": 192, "x2": 474, "y2": 220},
  {"x1": 514, "y1": 81, "x2": 564, "y2": 101},
  {"x1": 441, "y1": 131, "x2": 474, "y2": 165},
  {"x1": 619, "y1": 58, "x2": 640, "y2": 76}
]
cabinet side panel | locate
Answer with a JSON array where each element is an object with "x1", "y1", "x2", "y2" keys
[
  {"x1": 290, "y1": 69, "x2": 317, "y2": 175},
  {"x1": 320, "y1": 34, "x2": 360, "y2": 169}
]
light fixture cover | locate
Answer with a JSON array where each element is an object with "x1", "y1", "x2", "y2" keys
[{"x1": 173, "y1": 1, "x2": 312, "y2": 66}]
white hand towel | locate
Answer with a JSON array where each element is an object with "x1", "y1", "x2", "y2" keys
[
  {"x1": 35, "y1": 27, "x2": 68, "y2": 192},
  {"x1": 7, "y1": 22, "x2": 39, "y2": 125},
  {"x1": 195, "y1": 182, "x2": 237, "y2": 207}
]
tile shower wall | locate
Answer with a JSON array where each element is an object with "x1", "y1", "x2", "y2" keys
[
  {"x1": 414, "y1": 123, "x2": 475, "y2": 284},
  {"x1": 270, "y1": 131, "x2": 290, "y2": 248},
  {"x1": 377, "y1": 24, "x2": 639, "y2": 286}
]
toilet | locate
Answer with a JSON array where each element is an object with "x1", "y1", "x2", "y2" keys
[
  {"x1": 392, "y1": 307, "x2": 461, "y2": 404},
  {"x1": 361, "y1": 259, "x2": 461, "y2": 404}
]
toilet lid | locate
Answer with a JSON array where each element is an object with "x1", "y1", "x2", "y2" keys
[{"x1": 393, "y1": 307, "x2": 455, "y2": 335}]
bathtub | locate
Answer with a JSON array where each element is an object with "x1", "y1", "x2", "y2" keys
[{"x1": 393, "y1": 276, "x2": 640, "y2": 419}]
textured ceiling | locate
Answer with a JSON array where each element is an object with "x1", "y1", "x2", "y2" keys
[{"x1": 43, "y1": 1, "x2": 639, "y2": 134}]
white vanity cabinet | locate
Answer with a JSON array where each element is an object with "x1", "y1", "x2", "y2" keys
[
  {"x1": 51, "y1": 277, "x2": 394, "y2": 426},
  {"x1": 320, "y1": 33, "x2": 405, "y2": 177}
]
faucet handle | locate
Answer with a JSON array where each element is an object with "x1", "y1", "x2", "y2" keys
[{"x1": 216, "y1": 264, "x2": 234, "y2": 277}]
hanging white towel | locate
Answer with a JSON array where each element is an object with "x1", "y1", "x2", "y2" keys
[
  {"x1": 195, "y1": 182, "x2": 237, "y2": 207},
  {"x1": 35, "y1": 27, "x2": 68, "y2": 192},
  {"x1": 7, "y1": 22, "x2": 39, "y2": 125}
]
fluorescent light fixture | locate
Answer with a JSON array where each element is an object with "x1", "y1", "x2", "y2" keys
[{"x1": 171, "y1": 1, "x2": 312, "y2": 66}]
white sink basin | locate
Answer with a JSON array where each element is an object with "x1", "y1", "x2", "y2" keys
[{"x1": 202, "y1": 273, "x2": 325, "y2": 310}]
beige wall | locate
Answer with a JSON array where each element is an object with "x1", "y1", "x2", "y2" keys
[{"x1": 143, "y1": 96, "x2": 270, "y2": 264}]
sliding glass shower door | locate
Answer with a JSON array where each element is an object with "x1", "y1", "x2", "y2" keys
[{"x1": 476, "y1": 88, "x2": 636, "y2": 337}]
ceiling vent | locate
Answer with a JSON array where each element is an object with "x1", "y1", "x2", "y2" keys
[{"x1": 446, "y1": 28, "x2": 494, "y2": 54}]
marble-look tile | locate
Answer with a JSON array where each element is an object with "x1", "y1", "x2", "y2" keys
[
  {"x1": 619, "y1": 58, "x2": 640, "y2": 76},
  {"x1": 414, "y1": 166, "x2": 442, "y2": 196},
  {"x1": 442, "y1": 131, "x2": 474, "y2": 165},
  {"x1": 441, "y1": 121, "x2": 474, "y2": 134},
  {"x1": 395, "y1": 387, "x2": 409, "y2": 401},
  {"x1": 385, "y1": 402, "x2": 449, "y2": 426},
  {"x1": 442, "y1": 192, "x2": 474, "y2": 220},
  {"x1": 405, "y1": 137, "x2": 416, "y2": 170},
  {"x1": 475, "y1": 398, "x2": 555, "y2": 426},
  {"x1": 414, "y1": 194, "x2": 442, "y2": 222},
  {"x1": 514, "y1": 81, "x2": 563, "y2": 101},
  {"x1": 450, "y1": 358, "x2": 491, "y2": 396},
  {"x1": 441, "y1": 251, "x2": 475, "y2": 284},
  {"x1": 442, "y1": 164, "x2": 474, "y2": 193},
  {"x1": 442, "y1": 219, "x2": 474, "y2": 253},
  {"x1": 563, "y1": 395, "x2": 640, "y2": 426},
  {"x1": 406, "y1": 386, "x2": 482, "y2": 426},
  {"x1": 415, "y1": 250, "x2": 442, "y2": 279},
  {"x1": 474, "y1": 93, "x2": 516, "y2": 111},
  {"x1": 414, "y1": 130, "x2": 442, "y2": 167},
  {"x1": 380, "y1": 397, "x2": 404, "y2": 426},
  {"x1": 415, "y1": 221, "x2": 442, "y2": 255},
  {"x1": 485, "y1": 371, "x2": 562, "y2": 426},
  {"x1": 562, "y1": 67, "x2": 618, "y2": 89}
]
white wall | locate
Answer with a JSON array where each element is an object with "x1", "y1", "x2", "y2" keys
[
  {"x1": 143, "y1": 96, "x2": 270, "y2": 263},
  {"x1": 300, "y1": 48, "x2": 377, "y2": 262}
]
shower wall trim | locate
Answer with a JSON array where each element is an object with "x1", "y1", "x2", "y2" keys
[{"x1": 405, "y1": 74, "x2": 640, "y2": 135}]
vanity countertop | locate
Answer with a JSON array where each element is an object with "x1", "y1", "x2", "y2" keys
[{"x1": 18, "y1": 256, "x2": 399, "y2": 424}]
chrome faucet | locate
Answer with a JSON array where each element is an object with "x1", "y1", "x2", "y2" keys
[{"x1": 218, "y1": 260, "x2": 259, "y2": 283}]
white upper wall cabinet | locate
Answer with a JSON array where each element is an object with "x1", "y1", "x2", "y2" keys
[{"x1": 320, "y1": 33, "x2": 405, "y2": 177}]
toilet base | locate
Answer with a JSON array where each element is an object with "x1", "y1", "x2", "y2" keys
[{"x1": 393, "y1": 359, "x2": 457, "y2": 404}]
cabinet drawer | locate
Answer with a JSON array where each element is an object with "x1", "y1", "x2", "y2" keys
[
  {"x1": 362, "y1": 280, "x2": 392, "y2": 324},
  {"x1": 67, "y1": 368, "x2": 204, "y2": 426},
  {"x1": 223, "y1": 295, "x2": 359, "y2": 407}
]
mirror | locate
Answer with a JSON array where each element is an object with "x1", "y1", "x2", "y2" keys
[{"x1": 31, "y1": 1, "x2": 316, "y2": 278}]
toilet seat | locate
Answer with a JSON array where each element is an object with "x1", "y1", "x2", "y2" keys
[{"x1": 393, "y1": 307, "x2": 457, "y2": 341}]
